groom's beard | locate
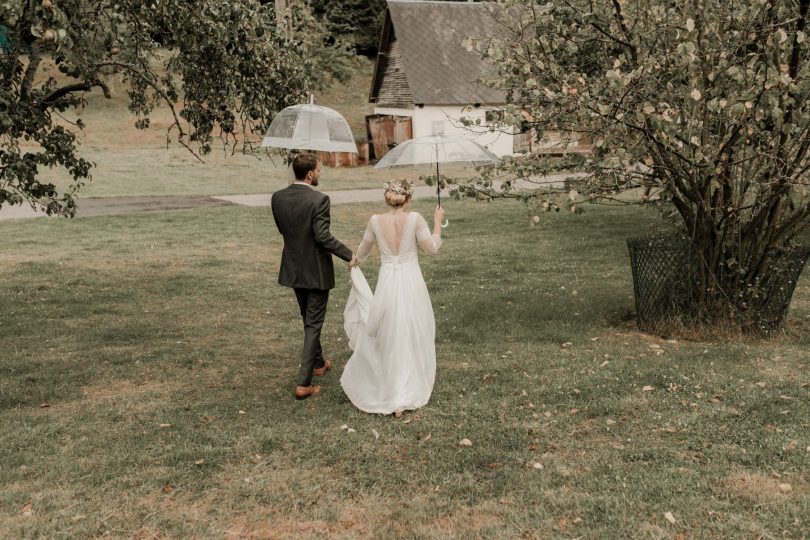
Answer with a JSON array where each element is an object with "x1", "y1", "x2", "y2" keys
[{"x1": 311, "y1": 178, "x2": 319, "y2": 187}]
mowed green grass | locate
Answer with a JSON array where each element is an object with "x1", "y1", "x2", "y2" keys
[{"x1": 0, "y1": 201, "x2": 807, "y2": 538}]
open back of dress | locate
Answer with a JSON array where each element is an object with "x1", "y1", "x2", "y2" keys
[{"x1": 341, "y1": 212, "x2": 442, "y2": 414}]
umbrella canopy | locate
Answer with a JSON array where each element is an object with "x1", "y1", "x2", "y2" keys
[
  {"x1": 374, "y1": 134, "x2": 499, "y2": 211},
  {"x1": 373, "y1": 134, "x2": 499, "y2": 169},
  {"x1": 261, "y1": 98, "x2": 358, "y2": 154}
]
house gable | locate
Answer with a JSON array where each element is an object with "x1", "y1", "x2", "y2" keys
[{"x1": 372, "y1": 22, "x2": 414, "y2": 107}]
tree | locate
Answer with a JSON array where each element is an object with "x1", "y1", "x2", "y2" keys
[
  {"x1": 461, "y1": 0, "x2": 810, "y2": 331},
  {"x1": 308, "y1": 0, "x2": 387, "y2": 56},
  {"x1": 0, "y1": 0, "x2": 353, "y2": 216}
]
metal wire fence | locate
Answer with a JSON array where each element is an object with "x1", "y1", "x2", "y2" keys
[{"x1": 627, "y1": 233, "x2": 809, "y2": 334}]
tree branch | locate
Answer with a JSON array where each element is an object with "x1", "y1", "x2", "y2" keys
[
  {"x1": 40, "y1": 80, "x2": 111, "y2": 108},
  {"x1": 611, "y1": 0, "x2": 638, "y2": 64},
  {"x1": 19, "y1": 43, "x2": 41, "y2": 101},
  {"x1": 95, "y1": 60, "x2": 204, "y2": 163}
]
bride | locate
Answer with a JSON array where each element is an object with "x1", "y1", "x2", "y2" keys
[{"x1": 341, "y1": 178, "x2": 445, "y2": 415}]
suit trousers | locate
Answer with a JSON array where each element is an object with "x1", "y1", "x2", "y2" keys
[{"x1": 293, "y1": 288, "x2": 329, "y2": 386}]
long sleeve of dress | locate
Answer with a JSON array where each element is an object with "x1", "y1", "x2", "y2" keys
[
  {"x1": 416, "y1": 213, "x2": 442, "y2": 254},
  {"x1": 356, "y1": 219, "x2": 376, "y2": 263}
]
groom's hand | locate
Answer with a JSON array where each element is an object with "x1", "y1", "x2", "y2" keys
[{"x1": 349, "y1": 256, "x2": 359, "y2": 268}]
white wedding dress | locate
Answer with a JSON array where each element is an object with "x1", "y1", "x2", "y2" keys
[{"x1": 341, "y1": 212, "x2": 443, "y2": 414}]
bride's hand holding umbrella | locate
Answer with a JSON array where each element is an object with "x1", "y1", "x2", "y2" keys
[{"x1": 434, "y1": 205, "x2": 446, "y2": 233}]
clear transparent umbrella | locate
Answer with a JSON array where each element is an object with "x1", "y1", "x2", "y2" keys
[
  {"x1": 374, "y1": 134, "x2": 499, "y2": 213},
  {"x1": 261, "y1": 96, "x2": 358, "y2": 153}
]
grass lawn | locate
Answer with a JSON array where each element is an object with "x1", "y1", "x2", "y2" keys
[
  {"x1": 0, "y1": 200, "x2": 808, "y2": 538},
  {"x1": 35, "y1": 57, "x2": 469, "y2": 199}
]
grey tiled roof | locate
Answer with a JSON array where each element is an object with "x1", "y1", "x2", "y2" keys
[{"x1": 386, "y1": 0, "x2": 506, "y2": 105}]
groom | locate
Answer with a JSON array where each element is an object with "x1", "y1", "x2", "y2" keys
[{"x1": 271, "y1": 152, "x2": 356, "y2": 400}]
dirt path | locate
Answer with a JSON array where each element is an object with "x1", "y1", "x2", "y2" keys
[
  {"x1": 0, "y1": 174, "x2": 573, "y2": 221},
  {"x1": 0, "y1": 186, "x2": 447, "y2": 221}
]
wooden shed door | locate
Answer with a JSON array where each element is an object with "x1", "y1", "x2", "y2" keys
[{"x1": 367, "y1": 115, "x2": 413, "y2": 161}]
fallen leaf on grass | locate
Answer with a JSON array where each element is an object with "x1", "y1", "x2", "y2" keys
[
  {"x1": 340, "y1": 424, "x2": 349, "y2": 431},
  {"x1": 532, "y1": 462, "x2": 544, "y2": 470},
  {"x1": 372, "y1": 429, "x2": 379, "y2": 440},
  {"x1": 162, "y1": 484, "x2": 174, "y2": 493},
  {"x1": 778, "y1": 483, "x2": 793, "y2": 493},
  {"x1": 20, "y1": 502, "x2": 32, "y2": 517},
  {"x1": 785, "y1": 440, "x2": 798, "y2": 451},
  {"x1": 642, "y1": 385, "x2": 655, "y2": 392},
  {"x1": 194, "y1": 459, "x2": 205, "y2": 465},
  {"x1": 422, "y1": 433, "x2": 432, "y2": 441},
  {"x1": 459, "y1": 438, "x2": 473, "y2": 447},
  {"x1": 487, "y1": 462, "x2": 503, "y2": 469},
  {"x1": 159, "y1": 424, "x2": 172, "y2": 429},
  {"x1": 664, "y1": 511, "x2": 676, "y2": 524},
  {"x1": 39, "y1": 403, "x2": 51, "y2": 409}
]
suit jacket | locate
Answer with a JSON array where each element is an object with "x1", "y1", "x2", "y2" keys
[{"x1": 271, "y1": 183, "x2": 353, "y2": 290}]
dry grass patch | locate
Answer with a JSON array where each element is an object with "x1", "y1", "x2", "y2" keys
[
  {"x1": 724, "y1": 472, "x2": 806, "y2": 503},
  {"x1": 425, "y1": 501, "x2": 505, "y2": 536}
]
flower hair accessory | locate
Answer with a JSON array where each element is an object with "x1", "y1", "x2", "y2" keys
[{"x1": 383, "y1": 179, "x2": 415, "y2": 196}]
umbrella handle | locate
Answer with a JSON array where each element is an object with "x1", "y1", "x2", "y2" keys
[{"x1": 441, "y1": 219, "x2": 449, "y2": 228}]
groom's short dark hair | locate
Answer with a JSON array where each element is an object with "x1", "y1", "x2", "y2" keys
[{"x1": 292, "y1": 153, "x2": 320, "y2": 180}]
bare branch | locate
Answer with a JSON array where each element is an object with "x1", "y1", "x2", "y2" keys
[
  {"x1": 19, "y1": 44, "x2": 41, "y2": 101},
  {"x1": 40, "y1": 80, "x2": 111, "y2": 108}
]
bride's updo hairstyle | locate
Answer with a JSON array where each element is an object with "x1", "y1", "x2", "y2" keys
[{"x1": 383, "y1": 178, "x2": 415, "y2": 208}]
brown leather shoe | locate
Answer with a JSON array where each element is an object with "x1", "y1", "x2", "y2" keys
[
  {"x1": 313, "y1": 360, "x2": 332, "y2": 377},
  {"x1": 294, "y1": 385, "x2": 321, "y2": 400}
]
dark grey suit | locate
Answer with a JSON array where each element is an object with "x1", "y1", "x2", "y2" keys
[{"x1": 271, "y1": 184, "x2": 353, "y2": 386}]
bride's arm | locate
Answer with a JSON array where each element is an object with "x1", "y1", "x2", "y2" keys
[
  {"x1": 355, "y1": 218, "x2": 376, "y2": 264},
  {"x1": 416, "y1": 212, "x2": 443, "y2": 254}
]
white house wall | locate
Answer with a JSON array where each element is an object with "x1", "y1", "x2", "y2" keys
[{"x1": 373, "y1": 105, "x2": 516, "y2": 158}]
